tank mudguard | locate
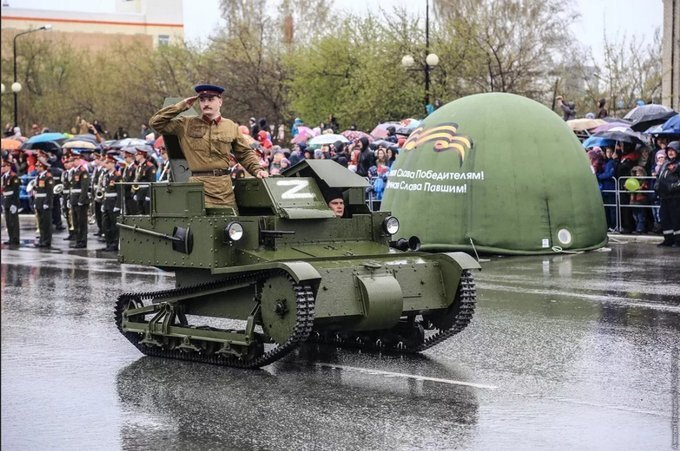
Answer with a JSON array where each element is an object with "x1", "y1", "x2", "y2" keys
[{"x1": 436, "y1": 252, "x2": 482, "y2": 271}]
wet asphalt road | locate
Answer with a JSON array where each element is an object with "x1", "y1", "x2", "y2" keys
[{"x1": 1, "y1": 220, "x2": 679, "y2": 450}]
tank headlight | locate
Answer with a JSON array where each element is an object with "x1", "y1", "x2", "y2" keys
[
  {"x1": 382, "y1": 216, "x2": 400, "y2": 235},
  {"x1": 225, "y1": 222, "x2": 244, "y2": 241}
]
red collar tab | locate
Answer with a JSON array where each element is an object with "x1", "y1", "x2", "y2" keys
[{"x1": 202, "y1": 115, "x2": 222, "y2": 125}]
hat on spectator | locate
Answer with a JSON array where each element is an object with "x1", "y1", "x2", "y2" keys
[
  {"x1": 667, "y1": 141, "x2": 680, "y2": 152},
  {"x1": 194, "y1": 84, "x2": 224, "y2": 98}
]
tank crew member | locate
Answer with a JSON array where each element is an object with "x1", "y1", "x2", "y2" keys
[
  {"x1": 100, "y1": 154, "x2": 122, "y2": 252},
  {"x1": 121, "y1": 147, "x2": 139, "y2": 215},
  {"x1": 2, "y1": 158, "x2": 21, "y2": 246},
  {"x1": 33, "y1": 157, "x2": 54, "y2": 248},
  {"x1": 133, "y1": 145, "x2": 157, "y2": 214},
  {"x1": 324, "y1": 188, "x2": 345, "y2": 218},
  {"x1": 149, "y1": 83, "x2": 269, "y2": 208},
  {"x1": 69, "y1": 151, "x2": 90, "y2": 249}
]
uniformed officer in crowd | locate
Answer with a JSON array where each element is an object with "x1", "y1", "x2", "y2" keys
[
  {"x1": 155, "y1": 137, "x2": 172, "y2": 182},
  {"x1": 149, "y1": 83, "x2": 268, "y2": 209},
  {"x1": 69, "y1": 151, "x2": 90, "y2": 249},
  {"x1": 100, "y1": 153, "x2": 122, "y2": 252},
  {"x1": 33, "y1": 157, "x2": 54, "y2": 248},
  {"x1": 2, "y1": 158, "x2": 21, "y2": 247},
  {"x1": 133, "y1": 145, "x2": 157, "y2": 214},
  {"x1": 91, "y1": 152, "x2": 107, "y2": 237},
  {"x1": 61, "y1": 154, "x2": 76, "y2": 241},
  {"x1": 121, "y1": 147, "x2": 139, "y2": 215}
]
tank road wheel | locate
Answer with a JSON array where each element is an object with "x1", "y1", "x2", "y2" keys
[{"x1": 260, "y1": 275, "x2": 301, "y2": 344}]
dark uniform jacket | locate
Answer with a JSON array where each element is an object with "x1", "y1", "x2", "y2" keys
[
  {"x1": 103, "y1": 169, "x2": 122, "y2": 211},
  {"x1": 34, "y1": 170, "x2": 54, "y2": 210},
  {"x1": 2, "y1": 170, "x2": 21, "y2": 208},
  {"x1": 70, "y1": 165, "x2": 91, "y2": 205}
]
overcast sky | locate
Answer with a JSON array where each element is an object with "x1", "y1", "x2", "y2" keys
[{"x1": 5, "y1": 0, "x2": 664, "y2": 62}]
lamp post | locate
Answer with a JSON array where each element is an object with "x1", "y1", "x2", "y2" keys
[
  {"x1": 401, "y1": 0, "x2": 439, "y2": 113},
  {"x1": 13, "y1": 24, "x2": 52, "y2": 128}
]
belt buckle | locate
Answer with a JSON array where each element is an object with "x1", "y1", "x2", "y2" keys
[{"x1": 214, "y1": 169, "x2": 221, "y2": 176}]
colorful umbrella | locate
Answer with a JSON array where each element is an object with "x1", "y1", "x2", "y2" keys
[
  {"x1": 370, "y1": 122, "x2": 401, "y2": 139},
  {"x1": 1, "y1": 138, "x2": 22, "y2": 150},
  {"x1": 25, "y1": 132, "x2": 67, "y2": 144},
  {"x1": 341, "y1": 130, "x2": 373, "y2": 143}
]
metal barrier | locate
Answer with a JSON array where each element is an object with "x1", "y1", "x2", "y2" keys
[{"x1": 602, "y1": 175, "x2": 659, "y2": 232}]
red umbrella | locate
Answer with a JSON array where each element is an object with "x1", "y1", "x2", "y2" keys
[
  {"x1": 341, "y1": 130, "x2": 373, "y2": 143},
  {"x1": 370, "y1": 122, "x2": 400, "y2": 139}
]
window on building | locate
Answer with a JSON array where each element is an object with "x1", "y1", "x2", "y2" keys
[{"x1": 158, "y1": 35, "x2": 170, "y2": 46}]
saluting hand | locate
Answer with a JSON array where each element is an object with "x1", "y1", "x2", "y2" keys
[{"x1": 184, "y1": 96, "x2": 198, "y2": 107}]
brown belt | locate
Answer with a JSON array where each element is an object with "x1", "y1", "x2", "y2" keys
[{"x1": 191, "y1": 168, "x2": 232, "y2": 177}]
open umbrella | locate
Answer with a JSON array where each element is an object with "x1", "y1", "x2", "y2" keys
[
  {"x1": 591, "y1": 121, "x2": 633, "y2": 134},
  {"x1": 630, "y1": 111, "x2": 677, "y2": 132},
  {"x1": 341, "y1": 130, "x2": 373, "y2": 143},
  {"x1": 1, "y1": 138, "x2": 22, "y2": 150},
  {"x1": 370, "y1": 122, "x2": 401, "y2": 139},
  {"x1": 110, "y1": 138, "x2": 147, "y2": 149},
  {"x1": 582, "y1": 136, "x2": 614, "y2": 149},
  {"x1": 643, "y1": 124, "x2": 664, "y2": 135},
  {"x1": 624, "y1": 104, "x2": 673, "y2": 122},
  {"x1": 307, "y1": 133, "x2": 349, "y2": 146},
  {"x1": 63, "y1": 140, "x2": 98, "y2": 150},
  {"x1": 20, "y1": 140, "x2": 62, "y2": 154},
  {"x1": 566, "y1": 118, "x2": 606, "y2": 132},
  {"x1": 654, "y1": 114, "x2": 680, "y2": 136},
  {"x1": 25, "y1": 132, "x2": 67, "y2": 144},
  {"x1": 592, "y1": 130, "x2": 645, "y2": 144}
]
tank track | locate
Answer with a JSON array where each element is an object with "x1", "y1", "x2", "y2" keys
[
  {"x1": 309, "y1": 269, "x2": 476, "y2": 354},
  {"x1": 114, "y1": 270, "x2": 315, "y2": 369}
]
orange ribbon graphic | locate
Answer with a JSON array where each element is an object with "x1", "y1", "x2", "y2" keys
[{"x1": 402, "y1": 123, "x2": 472, "y2": 165}]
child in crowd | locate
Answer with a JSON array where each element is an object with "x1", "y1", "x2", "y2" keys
[{"x1": 629, "y1": 165, "x2": 650, "y2": 234}]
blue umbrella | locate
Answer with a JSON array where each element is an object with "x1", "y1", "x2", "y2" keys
[
  {"x1": 25, "y1": 132, "x2": 67, "y2": 144},
  {"x1": 655, "y1": 114, "x2": 680, "y2": 136},
  {"x1": 582, "y1": 136, "x2": 614, "y2": 149}
]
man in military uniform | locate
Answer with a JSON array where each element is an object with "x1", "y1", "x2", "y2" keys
[
  {"x1": 61, "y1": 154, "x2": 76, "y2": 241},
  {"x1": 2, "y1": 158, "x2": 21, "y2": 246},
  {"x1": 149, "y1": 83, "x2": 268, "y2": 208},
  {"x1": 133, "y1": 145, "x2": 157, "y2": 214},
  {"x1": 69, "y1": 151, "x2": 90, "y2": 249},
  {"x1": 91, "y1": 152, "x2": 106, "y2": 237},
  {"x1": 100, "y1": 154, "x2": 122, "y2": 251},
  {"x1": 155, "y1": 137, "x2": 172, "y2": 182},
  {"x1": 33, "y1": 158, "x2": 54, "y2": 248},
  {"x1": 121, "y1": 147, "x2": 139, "y2": 215}
]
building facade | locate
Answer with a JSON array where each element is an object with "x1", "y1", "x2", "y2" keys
[
  {"x1": 1, "y1": 0, "x2": 184, "y2": 51},
  {"x1": 663, "y1": 0, "x2": 680, "y2": 109}
]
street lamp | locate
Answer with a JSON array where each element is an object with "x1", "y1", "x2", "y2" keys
[
  {"x1": 401, "y1": 0, "x2": 439, "y2": 113},
  {"x1": 13, "y1": 24, "x2": 52, "y2": 128}
]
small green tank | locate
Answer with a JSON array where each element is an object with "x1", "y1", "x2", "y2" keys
[{"x1": 115, "y1": 132, "x2": 480, "y2": 368}]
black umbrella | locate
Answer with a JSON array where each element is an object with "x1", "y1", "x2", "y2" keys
[
  {"x1": 592, "y1": 130, "x2": 645, "y2": 144},
  {"x1": 624, "y1": 104, "x2": 673, "y2": 122},
  {"x1": 630, "y1": 111, "x2": 678, "y2": 132}
]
